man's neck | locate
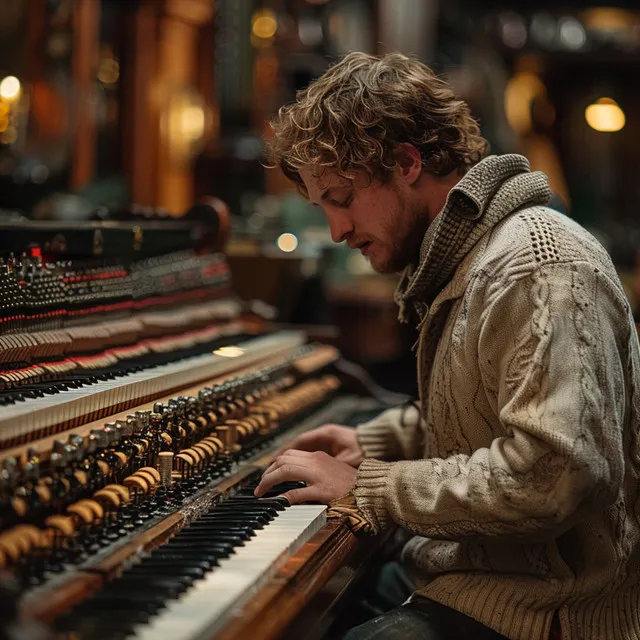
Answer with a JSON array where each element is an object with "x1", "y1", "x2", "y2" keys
[
  {"x1": 404, "y1": 170, "x2": 464, "y2": 269},
  {"x1": 421, "y1": 170, "x2": 463, "y2": 223}
]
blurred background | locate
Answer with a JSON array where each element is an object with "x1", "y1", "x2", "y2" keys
[{"x1": 0, "y1": 0, "x2": 639, "y2": 395}]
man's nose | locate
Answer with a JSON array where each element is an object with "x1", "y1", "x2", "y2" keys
[{"x1": 326, "y1": 210, "x2": 353, "y2": 244}]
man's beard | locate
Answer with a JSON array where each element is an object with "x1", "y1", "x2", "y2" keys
[{"x1": 375, "y1": 201, "x2": 425, "y2": 274}]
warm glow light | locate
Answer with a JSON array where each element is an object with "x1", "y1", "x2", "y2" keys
[
  {"x1": 585, "y1": 97, "x2": 625, "y2": 132},
  {"x1": 180, "y1": 105, "x2": 205, "y2": 140},
  {"x1": 214, "y1": 346, "x2": 246, "y2": 358},
  {"x1": 277, "y1": 233, "x2": 298, "y2": 253},
  {"x1": 504, "y1": 72, "x2": 546, "y2": 134},
  {"x1": 582, "y1": 8, "x2": 635, "y2": 33},
  {"x1": 252, "y1": 10, "x2": 277, "y2": 40},
  {"x1": 1, "y1": 126, "x2": 18, "y2": 145},
  {"x1": 165, "y1": 88, "x2": 207, "y2": 165},
  {"x1": 97, "y1": 58, "x2": 120, "y2": 85},
  {"x1": 0, "y1": 76, "x2": 21, "y2": 102}
]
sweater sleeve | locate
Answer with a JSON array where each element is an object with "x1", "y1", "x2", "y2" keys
[
  {"x1": 354, "y1": 262, "x2": 628, "y2": 539},
  {"x1": 356, "y1": 402, "x2": 423, "y2": 461}
]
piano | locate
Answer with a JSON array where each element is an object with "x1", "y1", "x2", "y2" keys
[{"x1": 0, "y1": 206, "x2": 395, "y2": 640}]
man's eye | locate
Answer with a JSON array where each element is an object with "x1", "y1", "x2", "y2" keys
[{"x1": 335, "y1": 195, "x2": 353, "y2": 208}]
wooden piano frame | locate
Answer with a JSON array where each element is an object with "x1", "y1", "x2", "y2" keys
[{"x1": 15, "y1": 345, "x2": 394, "y2": 640}]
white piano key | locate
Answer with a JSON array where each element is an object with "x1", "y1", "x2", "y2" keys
[{"x1": 132, "y1": 504, "x2": 327, "y2": 640}]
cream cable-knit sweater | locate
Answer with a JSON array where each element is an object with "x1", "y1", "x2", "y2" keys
[{"x1": 354, "y1": 155, "x2": 640, "y2": 640}]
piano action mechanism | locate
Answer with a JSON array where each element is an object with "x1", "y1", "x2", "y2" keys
[{"x1": 0, "y1": 208, "x2": 392, "y2": 640}]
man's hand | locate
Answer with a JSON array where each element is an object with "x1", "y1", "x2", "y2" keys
[
  {"x1": 254, "y1": 450, "x2": 357, "y2": 504},
  {"x1": 281, "y1": 424, "x2": 364, "y2": 467}
]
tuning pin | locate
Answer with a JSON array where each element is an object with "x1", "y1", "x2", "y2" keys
[
  {"x1": 68, "y1": 434, "x2": 84, "y2": 449},
  {"x1": 135, "y1": 410, "x2": 150, "y2": 430},
  {"x1": 52, "y1": 440, "x2": 66, "y2": 455},
  {"x1": 149, "y1": 412, "x2": 162, "y2": 427},
  {"x1": 90, "y1": 429, "x2": 109, "y2": 449},
  {"x1": 117, "y1": 418, "x2": 132, "y2": 438},
  {"x1": 114, "y1": 420, "x2": 126, "y2": 441},
  {"x1": 50, "y1": 451, "x2": 66, "y2": 471},
  {"x1": 86, "y1": 434, "x2": 98, "y2": 455},
  {"x1": 2, "y1": 457, "x2": 18, "y2": 480},
  {"x1": 64, "y1": 443, "x2": 79, "y2": 464},
  {"x1": 128, "y1": 414, "x2": 142, "y2": 435},
  {"x1": 22, "y1": 461, "x2": 40, "y2": 484},
  {"x1": 103, "y1": 424, "x2": 119, "y2": 446}
]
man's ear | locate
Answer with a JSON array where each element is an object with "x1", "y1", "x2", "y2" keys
[{"x1": 394, "y1": 143, "x2": 422, "y2": 186}]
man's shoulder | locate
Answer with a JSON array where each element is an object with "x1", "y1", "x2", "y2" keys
[{"x1": 471, "y1": 205, "x2": 620, "y2": 285}]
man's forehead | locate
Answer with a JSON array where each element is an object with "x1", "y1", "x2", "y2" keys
[{"x1": 299, "y1": 166, "x2": 350, "y2": 193}]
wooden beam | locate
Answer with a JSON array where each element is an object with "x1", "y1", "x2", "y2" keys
[
  {"x1": 123, "y1": 0, "x2": 215, "y2": 211},
  {"x1": 156, "y1": 14, "x2": 198, "y2": 213},
  {"x1": 124, "y1": 0, "x2": 160, "y2": 206},
  {"x1": 164, "y1": 0, "x2": 214, "y2": 25},
  {"x1": 155, "y1": 0, "x2": 215, "y2": 213},
  {"x1": 70, "y1": 0, "x2": 100, "y2": 190}
]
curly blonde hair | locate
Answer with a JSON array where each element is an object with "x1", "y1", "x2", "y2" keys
[{"x1": 266, "y1": 52, "x2": 489, "y2": 195}]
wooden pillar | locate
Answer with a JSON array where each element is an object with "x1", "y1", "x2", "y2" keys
[
  {"x1": 124, "y1": 0, "x2": 160, "y2": 206},
  {"x1": 124, "y1": 0, "x2": 213, "y2": 214},
  {"x1": 156, "y1": 13, "x2": 199, "y2": 214},
  {"x1": 70, "y1": 0, "x2": 100, "y2": 190}
]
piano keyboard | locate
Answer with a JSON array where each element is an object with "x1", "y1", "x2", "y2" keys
[
  {"x1": 133, "y1": 504, "x2": 327, "y2": 640},
  {"x1": 0, "y1": 331, "x2": 305, "y2": 443},
  {"x1": 0, "y1": 210, "x2": 391, "y2": 640},
  {"x1": 55, "y1": 483, "x2": 326, "y2": 640}
]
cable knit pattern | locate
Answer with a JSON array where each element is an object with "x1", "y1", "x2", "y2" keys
[
  {"x1": 355, "y1": 155, "x2": 640, "y2": 640},
  {"x1": 356, "y1": 403, "x2": 423, "y2": 461}
]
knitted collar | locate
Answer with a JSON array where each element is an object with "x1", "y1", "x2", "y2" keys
[{"x1": 394, "y1": 154, "x2": 552, "y2": 324}]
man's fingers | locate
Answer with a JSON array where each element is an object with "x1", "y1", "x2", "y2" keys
[
  {"x1": 335, "y1": 450, "x2": 362, "y2": 467},
  {"x1": 280, "y1": 487, "x2": 320, "y2": 505},
  {"x1": 263, "y1": 450, "x2": 315, "y2": 476},
  {"x1": 254, "y1": 463, "x2": 311, "y2": 497},
  {"x1": 285, "y1": 431, "x2": 331, "y2": 453}
]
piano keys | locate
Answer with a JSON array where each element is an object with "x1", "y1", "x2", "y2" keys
[
  {"x1": 56, "y1": 485, "x2": 327, "y2": 640},
  {"x1": 0, "y1": 330, "x2": 304, "y2": 444},
  {"x1": 0, "y1": 209, "x2": 391, "y2": 640}
]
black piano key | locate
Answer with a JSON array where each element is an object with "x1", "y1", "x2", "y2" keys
[
  {"x1": 174, "y1": 525, "x2": 257, "y2": 538},
  {"x1": 117, "y1": 574, "x2": 194, "y2": 591},
  {"x1": 51, "y1": 450, "x2": 310, "y2": 637},
  {"x1": 146, "y1": 551, "x2": 221, "y2": 566},
  {"x1": 206, "y1": 506, "x2": 277, "y2": 520},
  {"x1": 223, "y1": 497, "x2": 288, "y2": 509},
  {"x1": 110, "y1": 579, "x2": 186, "y2": 599},
  {"x1": 163, "y1": 539, "x2": 242, "y2": 552},
  {"x1": 136, "y1": 558, "x2": 213, "y2": 572},
  {"x1": 196, "y1": 512, "x2": 270, "y2": 525},
  {"x1": 186, "y1": 517, "x2": 265, "y2": 529},
  {"x1": 125, "y1": 565, "x2": 206, "y2": 580},
  {"x1": 81, "y1": 594, "x2": 167, "y2": 612}
]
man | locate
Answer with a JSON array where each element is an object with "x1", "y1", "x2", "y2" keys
[{"x1": 257, "y1": 52, "x2": 640, "y2": 640}]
